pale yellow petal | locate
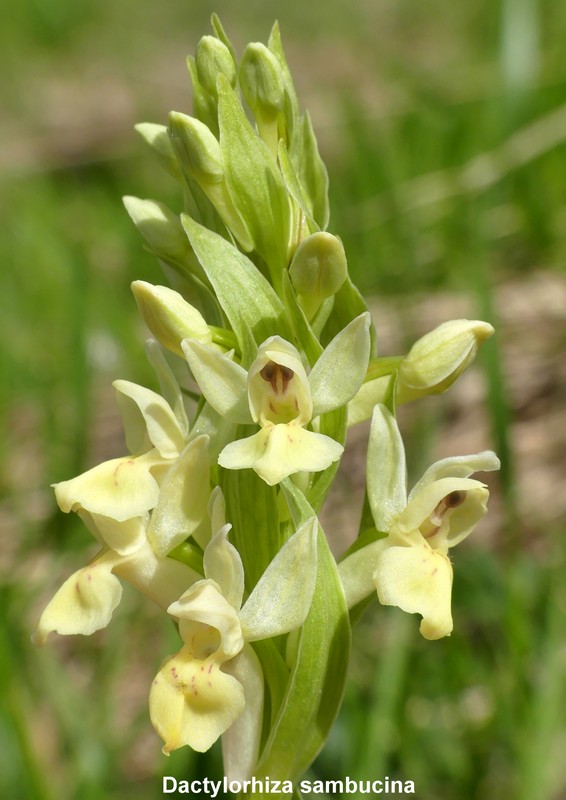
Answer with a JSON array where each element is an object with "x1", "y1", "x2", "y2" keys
[
  {"x1": 218, "y1": 429, "x2": 270, "y2": 472},
  {"x1": 78, "y1": 510, "x2": 147, "y2": 556},
  {"x1": 33, "y1": 550, "x2": 122, "y2": 645},
  {"x1": 169, "y1": 581, "x2": 244, "y2": 660},
  {"x1": 114, "y1": 541, "x2": 199, "y2": 611},
  {"x1": 395, "y1": 477, "x2": 489, "y2": 549},
  {"x1": 222, "y1": 644, "x2": 264, "y2": 781},
  {"x1": 374, "y1": 543, "x2": 453, "y2": 639},
  {"x1": 150, "y1": 646, "x2": 245, "y2": 753},
  {"x1": 54, "y1": 451, "x2": 163, "y2": 522},
  {"x1": 203, "y1": 525, "x2": 244, "y2": 611},
  {"x1": 148, "y1": 435, "x2": 210, "y2": 558},
  {"x1": 114, "y1": 379, "x2": 185, "y2": 458},
  {"x1": 254, "y1": 424, "x2": 343, "y2": 486}
]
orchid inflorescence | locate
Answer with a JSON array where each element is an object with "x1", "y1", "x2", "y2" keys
[{"x1": 34, "y1": 15, "x2": 499, "y2": 794}]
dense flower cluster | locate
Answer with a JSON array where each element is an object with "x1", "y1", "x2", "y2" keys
[{"x1": 35, "y1": 15, "x2": 499, "y2": 792}]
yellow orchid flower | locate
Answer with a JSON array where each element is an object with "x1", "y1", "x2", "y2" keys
[
  {"x1": 339, "y1": 405, "x2": 500, "y2": 639},
  {"x1": 183, "y1": 313, "x2": 370, "y2": 485},
  {"x1": 150, "y1": 518, "x2": 318, "y2": 763}
]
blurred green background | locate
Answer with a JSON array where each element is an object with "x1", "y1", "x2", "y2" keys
[{"x1": 2, "y1": 0, "x2": 566, "y2": 798}]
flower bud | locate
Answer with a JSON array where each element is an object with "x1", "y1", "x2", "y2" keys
[
  {"x1": 168, "y1": 112, "x2": 224, "y2": 185},
  {"x1": 398, "y1": 319, "x2": 494, "y2": 396},
  {"x1": 239, "y1": 43, "x2": 285, "y2": 118},
  {"x1": 123, "y1": 197, "x2": 188, "y2": 260},
  {"x1": 132, "y1": 281, "x2": 212, "y2": 356},
  {"x1": 289, "y1": 232, "x2": 348, "y2": 300},
  {"x1": 134, "y1": 123, "x2": 181, "y2": 179},
  {"x1": 195, "y1": 35, "x2": 236, "y2": 99}
]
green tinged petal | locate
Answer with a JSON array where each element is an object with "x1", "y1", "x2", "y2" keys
[
  {"x1": 346, "y1": 375, "x2": 390, "y2": 427},
  {"x1": 221, "y1": 644, "x2": 264, "y2": 781},
  {"x1": 203, "y1": 525, "x2": 245, "y2": 611},
  {"x1": 182, "y1": 339, "x2": 251, "y2": 424},
  {"x1": 338, "y1": 539, "x2": 388, "y2": 610},
  {"x1": 366, "y1": 405, "x2": 407, "y2": 532},
  {"x1": 309, "y1": 313, "x2": 371, "y2": 416},
  {"x1": 148, "y1": 435, "x2": 211, "y2": 557},
  {"x1": 239, "y1": 517, "x2": 318, "y2": 640}
]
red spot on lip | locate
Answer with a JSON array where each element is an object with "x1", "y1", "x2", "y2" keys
[{"x1": 113, "y1": 458, "x2": 135, "y2": 486}]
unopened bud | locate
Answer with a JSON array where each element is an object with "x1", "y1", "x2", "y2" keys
[
  {"x1": 135, "y1": 123, "x2": 181, "y2": 179},
  {"x1": 399, "y1": 319, "x2": 494, "y2": 395},
  {"x1": 123, "y1": 197, "x2": 188, "y2": 260},
  {"x1": 240, "y1": 43, "x2": 285, "y2": 117},
  {"x1": 168, "y1": 112, "x2": 224, "y2": 185},
  {"x1": 195, "y1": 35, "x2": 236, "y2": 99},
  {"x1": 132, "y1": 281, "x2": 212, "y2": 357},
  {"x1": 289, "y1": 232, "x2": 348, "y2": 299}
]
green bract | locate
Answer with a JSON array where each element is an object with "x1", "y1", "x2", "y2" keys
[{"x1": 35, "y1": 16, "x2": 500, "y2": 797}]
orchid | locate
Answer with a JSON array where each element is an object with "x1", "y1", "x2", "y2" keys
[
  {"x1": 183, "y1": 312, "x2": 370, "y2": 485},
  {"x1": 149, "y1": 517, "x2": 318, "y2": 770},
  {"x1": 339, "y1": 404, "x2": 500, "y2": 639},
  {"x1": 33, "y1": 355, "x2": 210, "y2": 643},
  {"x1": 35, "y1": 16, "x2": 502, "y2": 794}
]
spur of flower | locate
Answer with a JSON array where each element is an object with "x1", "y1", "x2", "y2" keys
[
  {"x1": 33, "y1": 353, "x2": 210, "y2": 643},
  {"x1": 183, "y1": 312, "x2": 371, "y2": 485},
  {"x1": 149, "y1": 516, "x2": 318, "y2": 769},
  {"x1": 339, "y1": 404, "x2": 500, "y2": 639}
]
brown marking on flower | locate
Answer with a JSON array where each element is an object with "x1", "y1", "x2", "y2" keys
[
  {"x1": 426, "y1": 490, "x2": 468, "y2": 535},
  {"x1": 260, "y1": 362, "x2": 294, "y2": 395}
]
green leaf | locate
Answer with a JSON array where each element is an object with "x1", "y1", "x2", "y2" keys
[
  {"x1": 181, "y1": 214, "x2": 291, "y2": 349},
  {"x1": 217, "y1": 75, "x2": 290, "y2": 289},
  {"x1": 254, "y1": 481, "x2": 350, "y2": 782},
  {"x1": 309, "y1": 313, "x2": 371, "y2": 416}
]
